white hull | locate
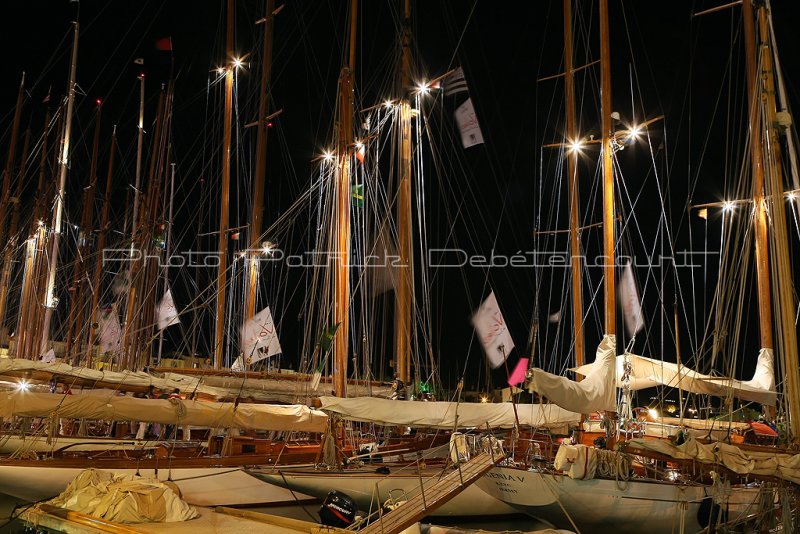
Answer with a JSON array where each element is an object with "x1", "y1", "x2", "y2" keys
[
  {"x1": 249, "y1": 468, "x2": 518, "y2": 517},
  {"x1": 0, "y1": 434, "x2": 163, "y2": 454},
  {"x1": 0, "y1": 464, "x2": 311, "y2": 507},
  {"x1": 476, "y1": 466, "x2": 764, "y2": 533}
]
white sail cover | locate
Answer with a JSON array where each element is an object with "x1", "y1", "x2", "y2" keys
[
  {"x1": 318, "y1": 396, "x2": 580, "y2": 431},
  {"x1": 471, "y1": 291, "x2": 515, "y2": 369},
  {"x1": 0, "y1": 358, "x2": 393, "y2": 404},
  {"x1": 527, "y1": 335, "x2": 617, "y2": 414},
  {"x1": 233, "y1": 306, "x2": 282, "y2": 370},
  {"x1": 573, "y1": 348, "x2": 776, "y2": 406},
  {"x1": 627, "y1": 437, "x2": 800, "y2": 484},
  {"x1": 155, "y1": 289, "x2": 180, "y2": 331},
  {"x1": 97, "y1": 305, "x2": 122, "y2": 354},
  {"x1": 45, "y1": 469, "x2": 198, "y2": 523},
  {"x1": 0, "y1": 391, "x2": 328, "y2": 433}
]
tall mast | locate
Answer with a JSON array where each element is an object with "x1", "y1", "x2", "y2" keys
[
  {"x1": 0, "y1": 73, "x2": 26, "y2": 340},
  {"x1": 0, "y1": 72, "x2": 26, "y2": 250},
  {"x1": 157, "y1": 162, "x2": 176, "y2": 361},
  {"x1": 121, "y1": 89, "x2": 165, "y2": 370},
  {"x1": 599, "y1": 0, "x2": 615, "y2": 338},
  {"x1": 41, "y1": 20, "x2": 80, "y2": 355},
  {"x1": 742, "y1": 0, "x2": 773, "y2": 353},
  {"x1": 86, "y1": 126, "x2": 116, "y2": 366},
  {"x1": 131, "y1": 73, "x2": 146, "y2": 244},
  {"x1": 563, "y1": 0, "x2": 585, "y2": 373},
  {"x1": 395, "y1": 0, "x2": 413, "y2": 384},
  {"x1": 17, "y1": 111, "x2": 51, "y2": 359},
  {"x1": 754, "y1": 4, "x2": 800, "y2": 440},
  {"x1": 0, "y1": 128, "x2": 31, "y2": 331},
  {"x1": 65, "y1": 102, "x2": 102, "y2": 363},
  {"x1": 333, "y1": 0, "x2": 357, "y2": 396},
  {"x1": 245, "y1": 0, "x2": 277, "y2": 322},
  {"x1": 214, "y1": 0, "x2": 235, "y2": 369}
]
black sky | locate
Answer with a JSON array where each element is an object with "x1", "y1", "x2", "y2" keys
[{"x1": 1, "y1": 1, "x2": 799, "y2": 393}]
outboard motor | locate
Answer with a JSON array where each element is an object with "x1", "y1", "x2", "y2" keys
[{"x1": 319, "y1": 490, "x2": 357, "y2": 528}]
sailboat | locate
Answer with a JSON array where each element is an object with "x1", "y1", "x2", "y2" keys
[
  {"x1": 474, "y1": 1, "x2": 799, "y2": 532},
  {"x1": 0, "y1": 0, "x2": 449, "y2": 509}
]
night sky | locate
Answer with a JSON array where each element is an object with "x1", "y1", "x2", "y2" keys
[{"x1": 1, "y1": 1, "x2": 799, "y2": 396}]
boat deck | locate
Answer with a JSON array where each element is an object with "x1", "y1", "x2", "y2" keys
[{"x1": 20, "y1": 503, "x2": 348, "y2": 534}]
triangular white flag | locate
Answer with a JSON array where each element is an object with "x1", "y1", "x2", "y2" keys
[
  {"x1": 40, "y1": 348, "x2": 56, "y2": 363},
  {"x1": 98, "y1": 305, "x2": 122, "y2": 354},
  {"x1": 454, "y1": 98, "x2": 484, "y2": 148},
  {"x1": 156, "y1": 289, "x2": 180, "y2": 331},
  {"x1": 471, "y1": 291, "x2": 515, "y2": 369},
  {"x1": 619, "y1": 262, "x2": 644, "y2": 337},
  {"x1": 233, "y1": 306, "x2": 282, "y2": 370}
]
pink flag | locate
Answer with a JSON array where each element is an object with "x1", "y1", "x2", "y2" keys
[{"x1": 507, "y1": 358, "x2": 529, "y2": 387}]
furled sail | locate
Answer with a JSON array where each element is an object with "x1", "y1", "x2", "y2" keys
[
  {"x1": 527, "y1": 335, "x2": 617, "y2": 413},
  {"x1": 573, "y1": 348, "x2": 776, "y2": 406},
  {"x1": 626, "y1": 437, "x2": 800, "y2": 484},
  {"x1": 0, "y1": 391, "x2": 328, "y2": 433},
  {"x1": 318, "y1": 396, "x2": 580, "y2": 431},
  {"x1": 0, "y1": 358, "x2": 393, "y2": 403}
]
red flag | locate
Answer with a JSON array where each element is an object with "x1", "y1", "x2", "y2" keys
[
  {"x1": 507, "y1": 358, "x2": 529, "y2": 387},
  {"x1": 155, "y1": 37, "x2": 173, "y2": 51}
]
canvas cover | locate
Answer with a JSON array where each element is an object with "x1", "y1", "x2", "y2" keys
[
  {"x1": 318, "y1": 396, "x2": 579, "y2": 431},
  {"x1": 0, "y1": 358, "x2": 393, "y2": 403},
  {"x1": 0, "y1": 391, "x2": 328, "y2": 433},
  {"x1": 627, "y1": 437, "x2": 800, "y2": 484},
  {"x1": 573, "y1": 348, "x2": 776, "y2": 406},
  {"x1": 527, "y1": 335, "x2": 617, "y2": 414},
  {"x1": 42, "y1": 469, "x2": 198, "y2": 523}
]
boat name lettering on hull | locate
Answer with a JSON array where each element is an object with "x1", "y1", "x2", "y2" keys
[{"x1": 485, "y1": 472, "x2": 525, "y2": 483}]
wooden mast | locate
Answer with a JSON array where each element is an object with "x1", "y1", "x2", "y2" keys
[
  {"x1": 41, "y1": 20, "x2": 80, "y2": 355},
  {"x1": 156, "y1": 162, "x2": 176, "y2": 362},
  {"x1": 121, "y1": 88, "x2": 165, "y2": 370},
  {"x1": 139, "y1": 80, "x2": 173, "y2": 368},
  {"x1": 214, "y1": 0, "x2": 235, "y2": 369},
  {"x1": 742, "y1": 0, "x2": 773, "y2": 353},
  {"x1": 16, "y1": 111, "x2": 51, "y2": 359},
  {"x1": 131, "y1": 73, "x2": 146, "y2": 248},
  {"x1": 333, "y1": 0, "x2": 357, "y2": 397},
  {"x1": 395, "y1": 0, "x2": 413, "y2": 384},
  {"x1": 245, "y1": 0, "x2": 277, "y2": 323},
  {"x1": 754, "y1": 4, "x2": 800, "y2": 440},
  {"x1": 0, "y1": 129, "x2": 31, "y2": 336},
  {"x1": 65, "y1": 103, "x2": 102, "y2": 363},
  {"x1": 86, "y1": 127, "x2": 117, "y2": 367},
  {"x1": 0, "y1": 72, "x2": 26, "y2": 251},
  {"x1": 563, "y1": 0, "x2": 585, "y2": 374},
  {"x1": 599, "y1": 0, "x2": 615, "y2": 338},
  {"x1": 25, "y1": 111, "x2": 62, "y2": 360},
  {"x1": 0, "y1": 72, "x2": 26, "y2": 344}
]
